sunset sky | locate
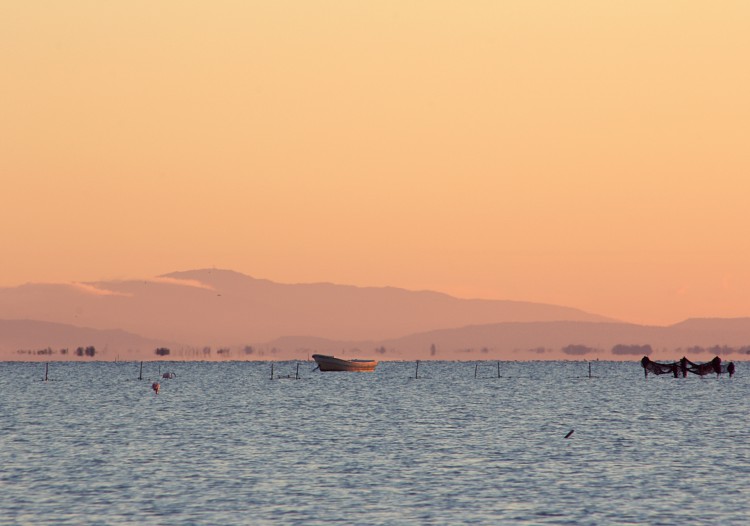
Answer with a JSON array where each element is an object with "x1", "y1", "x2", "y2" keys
[{"x1": 2, "y1": 1, "x2": 748, "y2": 326}]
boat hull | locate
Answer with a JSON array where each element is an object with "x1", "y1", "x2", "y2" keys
[{"x1": 312, "y1": 354, "x2": 378, "y2": 372}]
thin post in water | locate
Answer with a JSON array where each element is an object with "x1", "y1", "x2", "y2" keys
[
  {"x1": 139, "y1": 361, "x2": 143, "y2": 381},
  {"x1": 588, "y1": 362, "x2": 592, "y2": 379},
  {"x1": 270, "y1": 363, "x2": 274, "y2": 380},
  {"x1": 45, "y1": 363, "x2": 49, "y2": 382},
  {"x1": 415, "y1": 360, "x2": 420, "y2": 379},
  {"x1": 474, "y1": 363, "x2": 478, "y2": 379},
  {"x1": 296, "y1": 363, "x2": 300, "y2": 380},
  {"x1": 497, "y1": 361, "x2": 500, "y2": 378}
]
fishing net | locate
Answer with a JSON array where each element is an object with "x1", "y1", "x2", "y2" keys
[
  {"x1": 641, "y1": 356, "x2": 734, "y2": 377},
  {"x1": 641, "y1": 356, "x2": 679, "y2": 377},
  {"x1": 682, "y1": 356, "x2": 722, "y2": 376}
]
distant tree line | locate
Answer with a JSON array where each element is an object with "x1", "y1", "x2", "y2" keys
[
  {"x1": 561, "y1": 344, "x2": 598, "y2": 356},
  {"x1": 612, "y1": 344, "x2": 653, "y2": 356},
  {"x1": 16, "y1": 347, "x2": 60, "y2": 356},
  {"x1": 559, "y1": 343, "x2": 750, "y2": 357},
  {"x1": 17, "y1": 346, "x2": 93, "y2": 357},
  {"x1": 561, "y1": 344, "x2": 647, "y2": 356},
  {"x1": 674, "y1": 345, "x2": 750, "y2": 355}
]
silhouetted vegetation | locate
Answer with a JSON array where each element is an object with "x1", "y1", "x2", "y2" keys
[
  {"x1": 155, "y1": 347, "x2": 171, "y2": 356},
  {"x1": 562, "y1": 344, "x2": 596, "y2": 356},
  {"x1": 15, "y1": 346, "x2": 86, "y2": 356},
  {"x1": 75, "y1": 346, "x2": 96, "y2": 357},
  {"x1": 612, "y1": 344, "x2": 652, "y2": 356},
  {"x1": 674, "y1": 345, "x2": 750, "y2": 356}
]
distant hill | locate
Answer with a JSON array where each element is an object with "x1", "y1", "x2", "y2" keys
[
  {"x1": 2, "y1": 316, "x2": 748, "y2": 362},
  {"x1": 4, "y1": 268, "x2": 746, "y2": 361},
  {"x1": 0, "y1": 268, "x2": 611, "y2": 347},
  {"x1": 0, "y1": 319, "x2": 170, "y2": 360},
  {"x1": 261, "y1": 318, "x2": 750, "y2": 361}
]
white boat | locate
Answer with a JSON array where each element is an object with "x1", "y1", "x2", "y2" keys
[{"x1": 312, "y1": 354, "x2": 378, "y2": 372}]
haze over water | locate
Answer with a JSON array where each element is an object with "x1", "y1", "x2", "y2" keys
[{"x1": 2, "y1": 361, "x2": 747, "y2": 525}]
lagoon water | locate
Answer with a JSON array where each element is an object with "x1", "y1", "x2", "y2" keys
[{"x1": 1, "y1": 360, "x2": 748, "y2": 525}]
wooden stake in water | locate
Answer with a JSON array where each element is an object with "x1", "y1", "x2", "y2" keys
[
  {"x1": 45, "y1": 363, "x2": 49, "y2": 382},
  {"x1": 588, "y1": 362, "x2": 592, "y2": 379},
  {"x1": 475, "y1": 363, "x2": 479, "y2": 379},
  {"x1": 270, "y1": 363, "x2": 274, "y2": 380},
  {"x1": 497, "y1": 361, "x2": 501, "y2": 378},
  {"x1": 139, "y1": 361, "x2": 143, "y2": 381},
  {"x1": 415, "y1": 360, "x2": 420, "y2": 379},
  {"x1": 296, "y1": 363, "x2": 300, "y2": 380}
]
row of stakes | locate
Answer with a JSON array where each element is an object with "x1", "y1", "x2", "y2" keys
[
  {"x1": 39, "y1": 360, "x2": 597, "y2": 383},
  {"x1": 269, "y1": 360, "x2": 595, "y2": 380}
]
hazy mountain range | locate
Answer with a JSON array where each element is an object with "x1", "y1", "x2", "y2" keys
[{"x1": 1, "y1": 269, "x2": 748, "y2": 361}]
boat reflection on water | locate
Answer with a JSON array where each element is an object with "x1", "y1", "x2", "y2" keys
[{"x1": 311, "y1": 354, "x2": 378, "y2": 372}]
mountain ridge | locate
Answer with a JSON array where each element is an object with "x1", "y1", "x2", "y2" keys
[
  {"x1": 2, "y1": 268, "x2": 747, "y2": 361},
  {"x1": 0, "y1": 268, "x2": 612, "y2": 345}
]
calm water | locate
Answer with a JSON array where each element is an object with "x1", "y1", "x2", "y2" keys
[{"x1": 1, "y1": 360, "x2": 747, "y2": 525}]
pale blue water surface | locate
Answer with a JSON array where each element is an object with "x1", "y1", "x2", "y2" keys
[{"x1": 1, "y1": 361, "x2": 747, "y2": 525}]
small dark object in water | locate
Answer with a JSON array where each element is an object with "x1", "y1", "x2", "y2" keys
[
  {"x1": 565, "y1": 430, "x2": 574, "y2": 439},
  {"x1": 152, "y1": 382, "x2": 160, "y2": 394}
]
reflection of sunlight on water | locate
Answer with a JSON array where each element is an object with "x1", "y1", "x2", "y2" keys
[{"x1": 0, "y1": 360, "x2": 748, "y2": 524}]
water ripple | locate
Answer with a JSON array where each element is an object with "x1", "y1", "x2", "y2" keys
[{"x1": 0, "y1": 360, "x2": 747, "y2": 525}]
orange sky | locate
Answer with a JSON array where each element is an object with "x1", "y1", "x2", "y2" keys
[{"x1": 1, "y1": 1, "x2": 749, "y2": 326}]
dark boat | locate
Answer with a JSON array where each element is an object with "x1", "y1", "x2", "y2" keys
[{"x1": 312, "y1": 354, "x2": 378, "y2": 372}]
